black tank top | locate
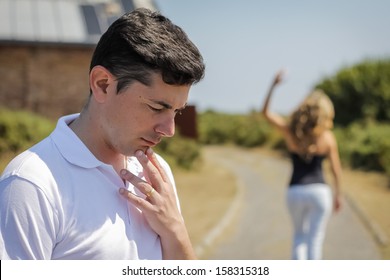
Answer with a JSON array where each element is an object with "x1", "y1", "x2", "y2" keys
[{"x1": 289, "y1": 152, "x2": 326, "y2": 186}]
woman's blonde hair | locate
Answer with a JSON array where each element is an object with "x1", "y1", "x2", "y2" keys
[{"x1": 289, "y1": 89, "x2": 335, "y2": 160}]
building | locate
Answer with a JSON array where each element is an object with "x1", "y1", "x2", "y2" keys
[{"x1": 0, "y1": 0, "x2": 158, "y2": 119}]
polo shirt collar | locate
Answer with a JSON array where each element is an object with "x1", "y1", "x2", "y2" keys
[{"x1": 51, "y1": 114, "x2": 102, "y2": 169}]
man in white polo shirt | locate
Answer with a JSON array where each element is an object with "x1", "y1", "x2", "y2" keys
[{"x1": 0, "y1": 8, "x2": 205, "y2": 260}]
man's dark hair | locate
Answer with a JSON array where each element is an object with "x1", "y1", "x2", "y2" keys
[{"x1": 90, "y1": 8, "x2": 205, "y2": 94}]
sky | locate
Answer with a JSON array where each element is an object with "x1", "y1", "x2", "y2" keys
[{"x1": 154, "y1": 0, "x2": 390, "y2": 115}]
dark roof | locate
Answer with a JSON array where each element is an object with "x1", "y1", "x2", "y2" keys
[{"x1": 0, "y1": 0, "x2": 158, "y2": 46}]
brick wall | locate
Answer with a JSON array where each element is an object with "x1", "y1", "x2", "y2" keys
[{"x1": 0, "y1": 45, "x2": 93, "y2": 119}]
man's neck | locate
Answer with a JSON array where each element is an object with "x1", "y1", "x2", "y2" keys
[{"x1": 69, "y1": 111, "x2": 126, "y2": 175}]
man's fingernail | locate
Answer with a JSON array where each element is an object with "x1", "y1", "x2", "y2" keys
[
  {"x1": 135, "y1": 150, "x2": 144, "y2": 158},
  {"x1": 120, "y1": 169, "x2": 127, "y2": 176}
]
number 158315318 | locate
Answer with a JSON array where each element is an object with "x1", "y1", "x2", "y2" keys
[{"x1": 215, "y1": 266, "x2": 270, "y2": 276}]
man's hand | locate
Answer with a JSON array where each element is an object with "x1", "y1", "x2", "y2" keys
[{"x1": 119, "y1": 148, "x2": 196, "y2": 260}]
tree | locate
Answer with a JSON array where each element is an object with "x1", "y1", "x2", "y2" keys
[{"x1": 316, "y1": 59, "x2": 390, "y2": 126}]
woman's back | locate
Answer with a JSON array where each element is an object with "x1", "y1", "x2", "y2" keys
[{"x1": 289, "y1": 152, "x2": 326, "y2": 186}]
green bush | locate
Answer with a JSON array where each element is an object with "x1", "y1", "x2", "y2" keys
[
  {"x1": 198, "y1": 110, "x2": 236, "y2": 145},
  {"x1": 155, "y1": 132, "x2": 202, "y2": 170},
  {"x1": 198, "y1": 110, "x2": 272, "y2": 147},
  {"x1": 334, "y1": 122, "x2": 390, "y2": 176},
  {"x1": 231, "y1": 113, "x2": 271, "y2": 147},
  {"x1": 0, "y1": 108, "x2": 55, "y2": 154},
  {"x1": 316, "y1": 59, "x2": 390, "y2": 126}
]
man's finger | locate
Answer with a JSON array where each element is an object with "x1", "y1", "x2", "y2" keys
[
  {"x1": 120, "y1": 169, "x2": 156, "y2": 198},
  {"x1": 134, "y1": 150, "x2": 163, "y2": 191},
  {"x1": 119, "y1": 188, "x2": 154, "y2": 210},
  {"x1": 146, "y1": 148, "x2": 170, "y2": 183}
]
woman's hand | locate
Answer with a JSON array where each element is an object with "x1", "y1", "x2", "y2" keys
[
  {"x1": 333, "y1": 193, "x2": 342, "y2": 213},
  {"x1": 119, "y1": 148, "x2": 196, "y2": 260},
  {"x1": 272, "y1": 69, "x2": 286, "y2": 86},
  {"x1": 261, "y1": 68, "x2": 289, "y2": 130}
]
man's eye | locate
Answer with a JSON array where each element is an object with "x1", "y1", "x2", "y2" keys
[{"x1": 148, "y1": 105, "x2": 163, "y2": 112}]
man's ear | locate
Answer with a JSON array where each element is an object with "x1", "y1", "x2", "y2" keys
[{"x1": 89, "y1": 66, "x2": 114, "y2": 103}]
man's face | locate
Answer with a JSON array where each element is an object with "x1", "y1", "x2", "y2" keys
[{"x1": 100, "y1": 72, "x2": 190, "y2": 156}]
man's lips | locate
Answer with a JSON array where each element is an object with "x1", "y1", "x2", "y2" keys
[{"x1": 141, "y1": 138, "x2": 159, "y2": 146}]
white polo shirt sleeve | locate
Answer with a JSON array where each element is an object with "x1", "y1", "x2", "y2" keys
[{"x1": 0, "y1": 176, "x2": 58, "y2": 259}]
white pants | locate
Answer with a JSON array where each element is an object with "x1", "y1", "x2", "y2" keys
[{"x1": 287, "y1": 184, "x2": 332, "y2": 260}]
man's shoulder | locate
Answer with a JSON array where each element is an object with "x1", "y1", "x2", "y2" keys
[{"x1": 1, "y1": 136, "x2": 56, "y2": 182}]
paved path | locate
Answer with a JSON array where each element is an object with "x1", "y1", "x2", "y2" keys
[{"x1": 200, "y1": 146, "x2": 381, "y2": 260}]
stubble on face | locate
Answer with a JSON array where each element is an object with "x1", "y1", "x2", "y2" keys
[{"x1": 102, "y1": 73, "x2": 190, "y2": 158}]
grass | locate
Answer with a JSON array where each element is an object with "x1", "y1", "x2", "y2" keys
[
  {"x1": 173, "y1": 157, "x2": 237, "y2": 248},
  {"x1": 341, "y1": 168, "x2": 390, "y2": 259}
]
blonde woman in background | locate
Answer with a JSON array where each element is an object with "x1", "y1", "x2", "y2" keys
[{"x1": 261, "y1": 69, "x2": 342, "y2": 260}]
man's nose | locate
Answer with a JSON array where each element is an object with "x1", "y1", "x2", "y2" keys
[{"x1": 155, "y1": 114, "x2": 175, "y2": 137}]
